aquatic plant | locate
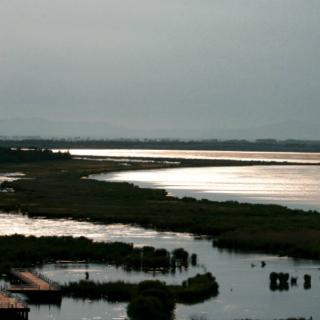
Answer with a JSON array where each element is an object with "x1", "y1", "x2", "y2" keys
[
  {"x1": 303, "y1": 274, "x2": 311, "y2": 290},
  {"x1": 0, "y1": 235, "x2": 194, "y2": 274},
  {"x1": 62, "y1": 273, "x2": 219, "y2": 304},
  {"x1": 269, "y1": 272, "x2": 290, "y2": 291}
]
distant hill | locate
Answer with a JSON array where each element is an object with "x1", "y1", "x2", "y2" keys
[
  {"x1": 219, "y1": 120, "x2": 320, "y2": 140},
  {"x1": 0, "y1": 118, "x2": 128, "y2": 139},
  {"x1": 0, "y1": 117, "x2": 319, "y2": 141}
]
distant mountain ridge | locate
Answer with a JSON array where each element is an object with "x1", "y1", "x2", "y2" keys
[
  {"x1": 0, "y1": 117, "x2": 319, "y2": 140},
  {"x1": 0, "y1": 118, "x2": 127, "y2": 139},
  {"x1": 220, "y1": 120, "x2": 320, "y2": 140}
]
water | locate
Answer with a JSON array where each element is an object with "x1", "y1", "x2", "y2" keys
[
  {"x1": 0, "y1": 213, "x2": 193, "y2": 248},
  {"x1": 55, "y1": 149, "x2": 320, "y2": 164},
  {"x1": 0, "y1": 212, "x2": 319, "y2": 320},
  {"x1": 2, "y1": 150, "x2": 320, "y2": 319},
  {"x1": 62, "y1": 148, "x2": 320, "y2": 210},
  {"x1": 93, "y1": 165, "x2": 320, "y2": 211}
]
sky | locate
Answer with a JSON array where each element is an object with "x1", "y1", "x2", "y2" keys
[{"x1": 0, "y1": 0, "x2": 319, "y2": 139}]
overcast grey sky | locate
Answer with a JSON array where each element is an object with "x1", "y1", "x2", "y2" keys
[{"x1": 0, "y1": 0, "x2": 319, "y2": 139}]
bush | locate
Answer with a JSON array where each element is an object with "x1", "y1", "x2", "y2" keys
[{"x1": 127, "y1": 296, "x2": 166, "y2": 320}]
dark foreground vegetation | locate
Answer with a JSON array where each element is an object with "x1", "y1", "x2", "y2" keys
[
  {"x1": 0, "y1": 147, "x2": 70, "y2": 163},
  {"x1": 0, "y1": 235, "x2": 194, "y2": 274},
  {"x1": 1, "y1": 154, "x2": 320, "y2": 260},
  {"x1": 62, "y1": 273, "x2": 219, "y2": 320}
]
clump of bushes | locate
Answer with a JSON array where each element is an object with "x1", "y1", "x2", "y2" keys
[
  {"x1": 304, "y1": 274, "x2": 311, "y2": 290},
  {"x1": 62, "y1": 272, "x2": 219, "y2": 319},
  {"x1": 62, "y1": 273, "x2": 219, "y2": 303},
  {"x1": 0, "y1": 235, "x2": 196, "y2": 274},
  {"x1": 270, "y1": 272, "x2": 290, "y2": 291},
  {"x1": 269, "y1": 272, "x2": 312, "y2": 291},
  {"x1": 171, "y1": 248, "x2": 189, "y2": 268},
  {"x1": 127, "y1": 281, "x2": 175, "y2": 320},
  {"x1": 174, "y1": 273, "x2": 219, "y2": 303}
]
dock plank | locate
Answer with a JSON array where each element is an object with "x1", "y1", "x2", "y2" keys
[
  {"x1": 9, "y1": 269, "x2": 60, "y2": 293},
  {"x1": 0, "y1": 292, "x2": 27, "y2": 309}
]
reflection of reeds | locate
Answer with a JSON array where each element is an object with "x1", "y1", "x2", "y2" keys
[{"x1": 0, "y1": 235, "x2": 195, "y2": 275}]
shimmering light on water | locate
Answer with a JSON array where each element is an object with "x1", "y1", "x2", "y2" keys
[
  {"x1": 2, "y1": 150, "x2": 320, "y2": 319},
  {"x1": 0, "y1": 213, "x2": 192, "y2": 248},
  {"x1": 0, "y1": 172, "x2": 24, "y2": 182},
  {"x1": 94, "y1": 165, "x2": 320, "y2": 211},
  {"x1": 55, "y1": 149, "x2": 320, "y2": 163},
  {"x1": 1, "y1": 212, "x2": 320, "y2": 320}
]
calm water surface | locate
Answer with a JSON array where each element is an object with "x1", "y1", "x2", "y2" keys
[
  {"x1": 64, "y1": 149, "x2": 320, "y2": 210},
  {"x1": 2, "y1": 151, "x2": 320, "y2": 319},
  {"x1": 56, "y1": 149, "x2": 320, "y2": 163},
  {"x1": 93, "y1": 165, "x2": 320, "y2": 211},
  {"x1": 0, "y1": 213, "x2": 319, "y2": 320}
]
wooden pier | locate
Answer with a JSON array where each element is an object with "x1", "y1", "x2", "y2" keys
[
  {"x1": 9, "y1": 269, "x2": 61, "y2": 302},
  {"x1": 0, "y1": 291, "x2": 30, "y2": 320}
]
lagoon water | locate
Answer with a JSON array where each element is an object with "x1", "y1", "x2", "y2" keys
[
  {"x1": 93, "y1": 165, "x2": 320, "y2": 211},
  {"x1": 58, "y1": 149, "x2": 320, "y2": 164},
  {"x1": 1, "y1": 212, "x2": 320, "y2": 320},
  {"x1": 65, "y1": 148, "x2": 320, "y2": 210},
  {"x1": 2, "y1": 150, "x2": 320, "y2": 319}
]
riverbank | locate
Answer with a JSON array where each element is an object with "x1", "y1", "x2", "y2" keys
[{"x1": 1, "y1": 157, "x2": 320, "y2": 259}]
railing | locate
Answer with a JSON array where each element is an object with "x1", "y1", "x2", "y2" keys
[
  {"x1": 30, "y1": 270, "x2": 60, "y2": 290},
  {"x1": 0, "y1": 302, "x2": 28, "y2": 309},
  {"x1": 10, "y1": 268, "x2": 60, "y2": 291},
  {"x1": 10, "y1": 269, "x2": 38, "y2": 289},
  {"x1": 0, "y1": 302, "x2": 19, "y2": 308},
  {"x1": 0, "y1": 289, "x2": 29, "y2": 309}
]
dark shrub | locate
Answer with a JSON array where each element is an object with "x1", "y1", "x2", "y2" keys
[
  {"x1": 128, "y1": 280, "x2": 175, "y2": 320},
  {"x1": 127, "y1": 296, "x2": 165, "y2": 320}
]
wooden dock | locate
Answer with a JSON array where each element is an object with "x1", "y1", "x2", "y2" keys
[
  {"x1": 9, "y1": 269, "x2": 61, "y2": 302},
  {"x1": 0, "y1": 291, "x2": 29, "y2": 320}
]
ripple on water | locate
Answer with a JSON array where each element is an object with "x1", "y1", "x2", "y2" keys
[{"x1": 1, "y1": 212, "x2": 320, "y2": 320}]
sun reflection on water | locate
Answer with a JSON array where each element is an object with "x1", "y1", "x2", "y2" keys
[{"x1": 94, "y1": 165, "x2": 320, "y2": 211}]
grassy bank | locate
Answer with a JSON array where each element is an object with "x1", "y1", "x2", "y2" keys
[{"x1": 1, "y1": 157, "x2": 320, "y2": 259}]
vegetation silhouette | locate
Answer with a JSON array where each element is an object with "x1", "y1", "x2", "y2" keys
[
  {"x1": 62, "y1": 273, "x2": 219, "y2": 311},
  {"x1": 0, "y1": 147, "x2": 70, "y2": 163},
  {"x1": 304, "y1": 274, "x2": 311, "y2": 290},
  {"x1": 1, "y1": 153, "x2": 320, "y2": 261},
  {"x1": 269, "y1": 272, "x2": 290, "y2": 291},
  {"x1": 1, "y1": 138, "x2": 320, "y2": 152},
  {"x1": 0, "y1": 235, "x2": 195, "y2": 274}
]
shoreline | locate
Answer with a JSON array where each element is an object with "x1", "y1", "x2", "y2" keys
[{"x1": 1, "y1": 157, "x2": 320, "y2": 260}]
